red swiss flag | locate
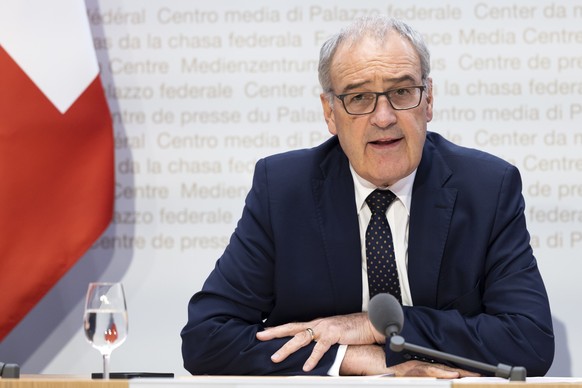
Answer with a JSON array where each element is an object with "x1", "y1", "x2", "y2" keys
[{"x1": 0, "y1": 3, "x2": 114, "y2": 341}]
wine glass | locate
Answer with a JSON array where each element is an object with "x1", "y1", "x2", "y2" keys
[{"x1": 83, "y1": 282, "x2": 128, "y2": 379}]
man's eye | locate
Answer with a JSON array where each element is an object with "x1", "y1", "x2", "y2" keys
[
  {"x1": 350, "y1": 93, "x2": 373, "y2": 103},
  {"x1": 394, "y1": 88, "x2": 411, "y2": 96}
]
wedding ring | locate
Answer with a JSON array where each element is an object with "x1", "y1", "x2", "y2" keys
[{"x1": 305, "y1": 327, "x2": 315, "y2": 342}]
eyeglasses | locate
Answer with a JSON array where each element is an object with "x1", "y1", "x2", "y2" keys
[{"x1": 334, "y1": 86, "x2": 426, "y2": 115}]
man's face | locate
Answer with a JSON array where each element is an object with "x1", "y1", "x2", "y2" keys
[{"x1": 320, "y1": 31, "x2": 433, "y2": 187}]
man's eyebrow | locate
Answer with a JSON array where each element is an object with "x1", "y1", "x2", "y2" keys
[
  {"x1": 383, "y1": 75, "x2": 418, "y2": 86},
  {"x1": 341, "y1": 75, "x2": 420, "y2": 94},
  {"x1": 341, "y1": 80, "x2": 371, "y2": 94}
]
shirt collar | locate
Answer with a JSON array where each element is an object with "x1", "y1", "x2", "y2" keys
[{"x1": 350, "y1": 164, "x2": 416, "y2": 215}]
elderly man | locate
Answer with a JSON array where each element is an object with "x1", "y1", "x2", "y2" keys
[{"x1": 181, "y1": 16, "x2": 554, "y2": 377}]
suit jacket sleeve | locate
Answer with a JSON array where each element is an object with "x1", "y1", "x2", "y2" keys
[
  {"x1": 180, "y1": 154, "x2": 342, "y2": 376},
  {"x1": 386, "y1": 134, "x2": 555, "y2": 376}
]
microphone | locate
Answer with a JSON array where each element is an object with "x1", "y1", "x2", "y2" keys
[
  {"x1": 367, "y1": 293, "x2": 527, "y2": 381},
  {"x1": 0, "y1": 362, "x2": 20, "y2": 378},
  {"x1": 368, "y1": 293, "x2": 403, "y2": 337}
]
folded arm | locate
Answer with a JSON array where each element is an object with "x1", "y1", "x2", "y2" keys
[{"x1": 389, "y1": 165, "x2": 554, "y2": 376}]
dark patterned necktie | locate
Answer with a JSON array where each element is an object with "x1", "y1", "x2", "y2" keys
[{"x1": 365, "y1": 189, "x2": 402, "y2": 303}]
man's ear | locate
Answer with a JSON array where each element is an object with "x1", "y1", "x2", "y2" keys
[
  {"x1": 424, "y1": 78, "x2": 434, "y2": 123},
  {"x1": 320, "y1": 93, "x2": 337, "y2": 135}
]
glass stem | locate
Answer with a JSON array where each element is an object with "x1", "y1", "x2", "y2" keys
[{"x1": 102, "y1": 353, "x2": 111, "y2": 380}]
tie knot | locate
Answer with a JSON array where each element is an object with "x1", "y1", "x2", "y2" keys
[{"x1": 365, "y1": 189, "x2": 396, "y2": 214}]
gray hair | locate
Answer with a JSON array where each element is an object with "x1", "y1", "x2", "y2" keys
[{"x1": 318, "y1": 16, "x2": 431, "y2": 95}]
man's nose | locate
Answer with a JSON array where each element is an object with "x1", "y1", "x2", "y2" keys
[{"x1": 370, "y1": 95, "x2": 397, "y2": 128}]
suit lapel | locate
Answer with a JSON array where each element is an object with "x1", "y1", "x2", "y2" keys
[
  {"x1": 312, "y1": 138, "x2": 363, "y2": 314},
  {"x1": 408, "y1": 136, "x2": 458, "y2": 308}
]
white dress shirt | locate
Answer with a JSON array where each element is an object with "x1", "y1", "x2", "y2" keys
[
  {"x1": 351, "y1": 164, "x2": 416, "y2": 310},
  {"x1": 328, "y1": 165, "x2": 416, "y2": 375}
]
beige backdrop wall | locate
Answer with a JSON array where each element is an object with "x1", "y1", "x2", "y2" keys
[{"x1": 1, "y1": 0, "x2": 580, "y2": 377}]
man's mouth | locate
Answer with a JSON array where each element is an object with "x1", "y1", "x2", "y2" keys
[{"x1": 370, "y1": 138, "x2": 401, "y2": 146}]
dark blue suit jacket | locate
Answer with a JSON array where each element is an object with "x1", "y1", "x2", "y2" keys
[{"x1": 181, "y1": 132, "x2": 554, "y2": 376}]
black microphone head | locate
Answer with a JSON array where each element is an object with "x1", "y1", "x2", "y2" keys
[{"x1": 368, "y1": 293, "x2": 404, "y2": 337}]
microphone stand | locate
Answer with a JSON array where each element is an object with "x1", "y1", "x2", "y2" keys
[{"x1": 389, "y1": 335, "x2": 527, "y2": 381}]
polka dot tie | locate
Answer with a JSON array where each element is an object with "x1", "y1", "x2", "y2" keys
[{"x1": 365, "y1": 189, "x2": 402, "y2": 303}]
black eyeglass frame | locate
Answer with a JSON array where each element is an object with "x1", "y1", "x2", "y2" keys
[{"x1": 334, "y1": 85, "x2": 426, "y2": 115}]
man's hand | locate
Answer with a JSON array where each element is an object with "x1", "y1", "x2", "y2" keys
[
  {"x1": 390, "y1": 360, "x2": 480, "y2": 378},
  {"x1": 256, "y1": 312, "x2": 384, "y2": 371},
  {"x1": 340, "y1": 345, "x2": 480, "y2": 378}
]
